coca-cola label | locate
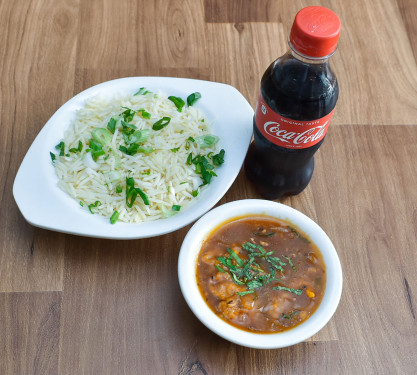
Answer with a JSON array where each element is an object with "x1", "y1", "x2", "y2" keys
[{"x1": 254, "y1": 94, "x2": 334, "y2": 149}]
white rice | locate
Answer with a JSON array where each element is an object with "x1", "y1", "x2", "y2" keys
[{"x1": 52, "y1": 90, "x2": 221, "y2": 223}]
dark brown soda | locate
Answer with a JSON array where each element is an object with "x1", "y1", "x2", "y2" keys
[{"x1": 244, "y1": 50, "x2": 339, "y2": 199}]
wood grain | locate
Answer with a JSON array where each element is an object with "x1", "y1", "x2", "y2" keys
[
  {"x1": 0, "y1": 0, "x2": 77, "y2": 292},
  {"x1": 0, "y1": 292, "x2": 61, "y2": 375},
  {"x1": 1, "y1": 0, "x2": 417, "y2": 374}
]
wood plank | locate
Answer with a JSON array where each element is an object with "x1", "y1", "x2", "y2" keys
[
  {"x1": 204, "y1": 0, "x2": 284, "y2": 23},
  {"x1": 0, "y1": 292, "x2": 61, "y2": 375},
  {"x1": 307, "y1": 125, "x2": 417, "y2": 374},
  {"x1": 0, "y1": 0, "x2": 78, "y2": 292},
  {"x1": 331, "y1": 1, "x2": 417, "y2": 126},
  {"x1": 397, "y1": 0, "x2": 417, "y2": 62}
]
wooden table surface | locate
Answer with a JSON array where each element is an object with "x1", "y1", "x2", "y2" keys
[{"x1": 2, "y1": 1, "x2": 417, "y2": 374}]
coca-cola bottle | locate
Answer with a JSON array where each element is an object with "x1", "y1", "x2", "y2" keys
[{"x1": 244, "y1": 6, "x2": 341, "y2": 199}]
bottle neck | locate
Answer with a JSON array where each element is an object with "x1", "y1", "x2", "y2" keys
[{"x1": 288, "y1": 42, "x2": 333, "y2": 64}]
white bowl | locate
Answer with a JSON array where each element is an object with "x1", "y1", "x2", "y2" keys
[
  {"x1": 13, "y1": 77, "x2": 253, "y2": 239},
  {"x1": 178, "y1": 199, "x2": 343, "y2": 349}
]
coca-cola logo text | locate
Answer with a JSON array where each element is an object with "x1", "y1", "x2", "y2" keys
[{"x1": 264, "y1": 121, "x2": 328, "y2": 145}]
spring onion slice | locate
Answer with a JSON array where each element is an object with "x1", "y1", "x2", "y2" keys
[
  {"x1": 88, "y1": 200, "x2": 101, "y2": 214},
  {"x1": 137, "y1": 109, "x2": 151, "y2": 119},
  {"x1": 125, "y1": 177, "x2": 149, "y2": 207},
  {"x1": 195, "y1": 135, "x2": 219, "y2": 149},
  {"x1": 152, "y1": 117, "x2": 171, "y2": 130},
  {"x1": 168, "y1": 96, "x2": 185, "y2": 112},
  {"x1": 136, "y1": 187, "x2": 149, "y2": 205},
  {"x1": 134, "y1": 87, "x2": 150, "y2": 96},
  {"x1": 106, "y1": 170, "x2": 122, "y2": 184},
  {"x1": 110, "y1": 211, "x2": 119, "y2": 224},
  {"x1": 120, "y1": 107, "x2": 136, "y2": 122},
  {"x1": 211, "y1": 149, "x2": 225, "y2": 165},
  {"x1": 55, "y1": 141, "x2": 65, "y2": 156},
  {"x1": 131, "y1": 129, "x2": 150, "y2": 144},
  {"x1": 107, "y1": 117, "x2": 118, "y2": 134},
  {"x1": 152, "y1": 117, "x2": 171, "y2": 131},
  {"x1": 92, "y1": 128, "x2": 112, "y2": 145},
  {"x1": 187, "y1": 92, "x2": 201, "y2": 106}
]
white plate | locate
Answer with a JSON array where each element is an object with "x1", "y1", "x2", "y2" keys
[{"x1": 13, "y1": 77, "x2": 253, "y2": 239}]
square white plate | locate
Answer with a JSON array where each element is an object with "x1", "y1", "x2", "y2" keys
[{"x1": 13, "y1": 77, "x2": 253, "y2": 239}]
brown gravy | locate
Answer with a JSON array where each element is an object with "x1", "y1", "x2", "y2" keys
[{"x1": 196, "y1": 215, "x2": 326, "y2": 333}]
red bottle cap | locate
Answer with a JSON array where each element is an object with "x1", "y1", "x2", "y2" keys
[{"x1": 289, "y1": 6, "x2": 341, "y2": 58}]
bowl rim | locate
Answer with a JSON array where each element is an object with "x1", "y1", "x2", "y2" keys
[{"x1": 178, "y1": 199, "x2": 343, "y2": 349}]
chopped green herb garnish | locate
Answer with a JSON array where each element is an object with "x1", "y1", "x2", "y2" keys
[
  {"x1": 186, "y1": 153, "x2": 193, "y2": 165},
  {"x1": 110, "y1": 211, "x2": 119, "y2": 224},
  {"x1": 216, "y1": 265, "x2": 227, "y2": 273},
  {"x1": 227, "y1": 248, "x2": 245, "y2": 267},
  {"x1": 236, "y1": 290, "x2": 255, "y2": 296},
  {"x1": 89, "y1": 139, "x2": 105, "y2": 161},
  {"x1": 288, "y1": 226, "x2": 310, "y2": 244},
  {"x1": 55, "y1": 141, "x2": 65, "y2": 156},
  {"x1": 50, "y1": 152, "x2": 56, "y2": 161},
  {"x1": 185, "y1": 136, "x2": 195, "y2": 150},
  {"x1": 168, "y1": 96, "x2": 185, "y2": 112},
  {"x1": 284, "y1": 256, "x2": 296, "y2": 271},
  {"x1": 192, "y1": 190, "x2": 198, "y2": 197},
  {"x1": 211, "y1": 149, "x2": 225, "y2": 166},
  {"x1": 119, "y1": 144, "x2": 154, "y2": 156},
  {"x1": 88, "y1": 200, "x2": 101, "y2": 214},
  {"x1": 136, "y1": 187, "x2": 149, "y2": 205},
  {"x1": 282, "y1": 310, "x2": 299, "y2": 319},
  {"x1": 171, "y1": 147, "x2": 180, "y2": 153},
  {"x1": 273, "y1": 286, "x2": 303, "y2": 295},
  {"x1": 92, "y1": 128, "x2": 112, "y2": 145},
  {"x1": 121, "y1": 120, "x2": 137, "y2": 136},
  {"x1": 215, "y1": 241, "x2": 282, "y2": 296},
  {"x1": 195, "y1": 135, "x2": 219, "y2": 149},
  {"x1": 187, "y1": 153, "x2": 218, "y2": 185},
  {"x1": 116, "y1": 185, "x2": 122, "y2": 194},
  {"x1": 137, "y1": 108, "x2": 151, "y2": 119},
  {"x1": 134, "y1": 87, "x2": 150, "y2": 96},
  {"x1": 187, "y1": 92, "x2": 201, "y2": 106},
  {"x1": 132, "y1": 129, "x2": 150, "y2": 143},
  {"x1": 253, "y1": 229, "x2": 275, "y2": 237},
  {"x1": 137, "y1": 146, "x2": 154, "y2": 154},
  {"x1": 120, "y1": 106, "x2": 136, "y2": 122},
  {"x1": 107, "y1": 117, "x2": 118, "y2": 134},
  {"x1": 69, "y1": 140, "x2": 83, "y2": 153},
  {"x1": 125, "y1": 177, "x2": 149, "y2": 207},
  {"x1": 172, "y1": 205, "x2": 181, "y2": 211},
  {"x1": 152, "y1": 117, "x2": 171, "y2": 131}
]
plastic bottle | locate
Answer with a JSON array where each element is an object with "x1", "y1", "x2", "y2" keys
[{"x1": 244, "y1": 6, "x2": 341, "y2": 199}]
